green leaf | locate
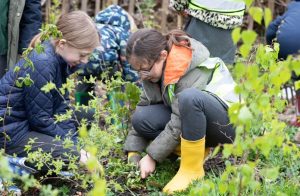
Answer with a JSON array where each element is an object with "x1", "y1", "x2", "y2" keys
[
  {"x1": 79, "y1": 124, "x2": 88, "y2": 138},
  {"x1": 41, "y1": 82, "x2": 56, "y2": 93},
  {"x1": 89, "y1": 179, "x2": 106, "y2": 196},
  {"x1": 234, "y1": 62, "x2": 246, "y2": 78},
  {"x1": 24, "y1": 75, "x2": 34, "y2": 86},
  {"x1": 260, "y1": 167, "x2": 279, "y2": 181},
  {"x1": 241, "y1": 164, "x2": 253, "y2": 178},
  {"x1": 223, "y1": 144, "x2": 233, "y2": 158},
  {"x1": 292, "y1": 60, "x2": 300, "y2": 76},
  {"x1": 238, "y1": 105, "x2": 253, "y2": 123},
  {"x1": 249, "y1": 7, "x2": 263, "y2": 24},
  {"x1": 254, "y1": 135, "x2": 273, "y2": 157},
  {"x1": 211, "y1": 145, "x2": 221, "y2": 158},
  {"x1": 240, "y1": 44, "x2": 252, "y2": 58},
  {"x1": 241, "y1": 30, "x2": 257, "y2": 45},
  {"x1": 232, "y1": 27, "x2": 241, "y2": 44},
  {"x1": 218, "y1": 183, "x2": 228, "y2": 194},
  {"x1": 274, "y1": 42, "x2": 280, "y2": 53},
  {"x1": 14, "y1": 66, "x2": 20, "y2": 73},
  {"x1": 279, "y1": 68, "x2": 291, "y2": 84},
  {"x1": 113, "y1": 182, "x2": 124, "y2": 192},
  {"x1": 16, "y1": 79, "x2": 23, "y2": 88},
  {"x1": 244, "y1": 0, "x2": 254, "y2": 8},
  {"x1": 295, "y1": 81, "x2": 300, "y2": 91},
  {"x1": 264, "y1": 8, "x2": 272, "y2": 27},
  {"x1": 35, "y1": 43, "x2": 45, "y2": 54}
]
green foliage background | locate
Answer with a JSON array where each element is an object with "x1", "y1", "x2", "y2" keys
[{"x1": 1, "y1": 0, "x2": 300, "y2": 195}]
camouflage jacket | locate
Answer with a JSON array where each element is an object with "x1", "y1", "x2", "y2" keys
[{"x1": 78, "y1": 5, "x2": 138, "y2": 82}]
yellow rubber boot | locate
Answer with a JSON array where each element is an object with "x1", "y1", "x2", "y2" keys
[
  {"x1": 163, "y1": 137, "x2": 206, "y2": 194},
  {"x1": 204, "y1": 147, "x2": 210, "y2": 160},
  {"x1": 173, "y1": 145, "x2": 210, "y2": 159}
]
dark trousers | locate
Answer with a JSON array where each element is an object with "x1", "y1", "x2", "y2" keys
[
  {"x1": 132, "y1": 88, "x2": 235, "y2": 146},
  {"x1": 6, "y1": 131, "x2": 79, "y2": 171},
  {"x1": 0, "y1": 54, "x2": 7, "y2": 78}
]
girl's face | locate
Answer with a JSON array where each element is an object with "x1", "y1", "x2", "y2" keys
[
  {"x1": 56, "y1": 39, "x2": 94, "y2": 67},
  {"x1": 130, "y1": 50, "x2": 168, "y2": 83}
]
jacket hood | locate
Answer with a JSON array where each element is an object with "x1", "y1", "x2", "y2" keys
[
  {"x1": 163, "y1": 37, "x2": 210, "y2": 86},
  {"x1": 95, "y1": 5, "x2": 131, "y2": 32},
  {"x1": 189, "y1": 37, "x2": 210, "y2": 70}
]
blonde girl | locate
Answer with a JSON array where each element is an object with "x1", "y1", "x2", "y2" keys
[{"x1": 0, "y1": 11, "x2": 99, "y2": 171}]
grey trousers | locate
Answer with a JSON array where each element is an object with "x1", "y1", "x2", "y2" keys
[
  {"x1": 185, "y1": 17, "x2": 236, "y2": 65},
  {"x1": 132, "y1": 88, "x2": 235, "y2": 146}
]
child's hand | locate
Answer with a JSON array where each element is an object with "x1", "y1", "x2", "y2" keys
[{"x1": 139, "y1": 154, "x2": 156, "y2": 179}]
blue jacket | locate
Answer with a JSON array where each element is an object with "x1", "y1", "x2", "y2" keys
[
  {"x1": 266, "y1": 0, "x2": 300, "y2": 59},
  {"x1": 0, "y1": 41, "x2": 77, "y2": 150},
  {"x1": 18, "y1": 0, "x2": 42, "y2": 54},
  {"x1": 78, "y1": 5, "x2": 138, "y2": 82}
]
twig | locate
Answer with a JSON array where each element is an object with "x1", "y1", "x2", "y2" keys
[
  {"x1": 124, "y1": 184, "x2": 138, "y2": 196},
  {"x1": 39, "y1": 176, "x2": 81, "y2": 187}
]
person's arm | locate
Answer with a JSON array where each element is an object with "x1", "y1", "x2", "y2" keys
[
  {"x1": 266, "y1": 15, "x2": 284, "y2": 45},
  {"x1": 24, "y1": 58, "x2": 77, "y2": 142},
  {"x1": 120, "y1": 59, "x2": 139, "y2": 83},
  {"x1": 123, "y1": 129, "x2": 150, "y2": 152},
  {"x1": 18, "y1": 0, "x2": 42, "y2": 54},
  {"x1": 138, "y1": 98, "x2": 181, "y2": 178},
  {"x1": 77, "y1": 48, "x2": 105, "y2": 77}
]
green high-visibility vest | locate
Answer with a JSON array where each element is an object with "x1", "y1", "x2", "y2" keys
[
  {"x1": 199, "y1": 57, "x2": 239, "y2": 107},
  {"x1": 188, "y1": 0, "x2": 245, "y2": 16},
  {"x1": 167, "y1": 57, "x2": 239, "y2": 107}
]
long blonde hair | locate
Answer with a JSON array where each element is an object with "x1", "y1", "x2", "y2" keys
[{"x1": 29, "y1": 11, "x2": 100, "y2": 49}]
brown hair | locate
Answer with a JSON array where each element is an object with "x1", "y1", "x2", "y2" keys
[
  {"x1": 126, "y1": 28, "x2": 191, "y2": 66},
  {"x1": 29, "y1": 11, "x2": 100, "y2": 49}
]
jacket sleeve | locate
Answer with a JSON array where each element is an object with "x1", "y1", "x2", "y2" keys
[
  {"x1": 123, "y1": 129, "x2": 149, "y2": 152},
  {"x1": 121, "y1": 60, "x2": 139, "y2": 82},
  {"x1": 169, "y1": 0, "x2": 188, "y2": 12},
  {"x1": 18, "y1": 0, "x2": 42, "y2": 54},
  {"x1": 24, "y1": 60, "x2": 77, "y2": 142},
  {"x1": 137, "y1": 91, "x2": 150, "y2": 106},
  {"x1": 146, "y1": 98, "x2": 181, "y2": 162},
  {"x1": 77, "y1": 48, "x2": 105, "y2": 77},
  {"x1": 266, "y1": 15, "x2": 284, "y2": 45}
]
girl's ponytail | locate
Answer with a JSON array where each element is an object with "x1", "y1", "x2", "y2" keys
[
  {"x1": 165, "y1": 29, "x2": 191, "y2": 52},
  {"x1": 28, "y1": 32, "x2": 42, "y2": 49}
]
